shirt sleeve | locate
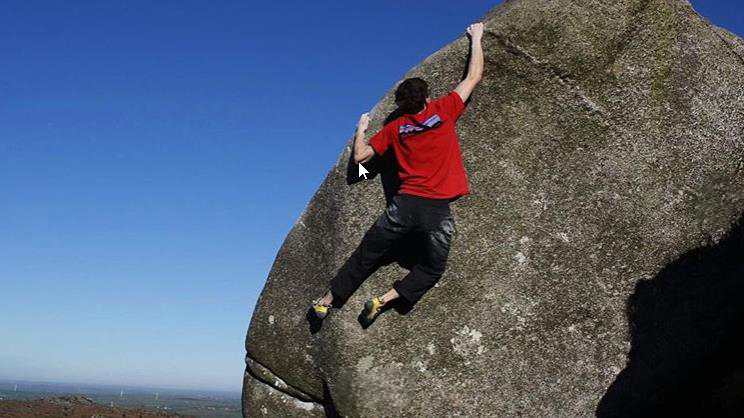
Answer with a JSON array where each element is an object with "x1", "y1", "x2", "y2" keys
[
  {"x1": 368, "y1": 123, "x2": 393, "y2": 156},
  {"x1": 440, "y1": 91, "x2": 465, "y2": 121}
]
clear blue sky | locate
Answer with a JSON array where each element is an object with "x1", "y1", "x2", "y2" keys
[{"x1": 0, "y1": 1, "x2": 741, "y2": 393}]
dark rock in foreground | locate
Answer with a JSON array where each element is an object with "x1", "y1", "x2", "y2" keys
[{"x1": 243, "y1": 0, "x2": 744, "y2": 416}]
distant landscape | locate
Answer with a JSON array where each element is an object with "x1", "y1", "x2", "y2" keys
[{"x1": 0, "y1": 380, "x2": 241, "y2": 418}]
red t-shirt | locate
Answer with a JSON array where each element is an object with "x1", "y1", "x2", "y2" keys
[{"x1": 368, "y1": 91, "x2": 470, "y2": 200}]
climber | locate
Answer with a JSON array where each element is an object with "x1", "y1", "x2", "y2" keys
[{"x1": 311, "y1": 22, "x2": 484, "y2": 326}]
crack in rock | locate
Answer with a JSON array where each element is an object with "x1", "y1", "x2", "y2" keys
[
  {"x1": 244, "y1": 370, "x2": 323, "y2": 415},
  {"x1": 245, "y1": 354, "x2": 320, "y2": 404},
  {"x1": 485, "y1": 28, "x2": 609, "y2": 123},
  {"x1": 711, "y1": 27, "x2": 744, "y2": 67}
]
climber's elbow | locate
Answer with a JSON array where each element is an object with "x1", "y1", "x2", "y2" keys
[{"x1": 354, "y1": 145, "x2": 374, "y2": 164}]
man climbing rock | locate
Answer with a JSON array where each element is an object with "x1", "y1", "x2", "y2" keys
[{"x1": 312, "y1": 22, "x2": 484, "y2": 326}]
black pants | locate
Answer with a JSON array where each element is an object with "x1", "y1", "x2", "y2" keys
[{"x1": 330, "y1": 193, "x2": 456, "y2": 305}]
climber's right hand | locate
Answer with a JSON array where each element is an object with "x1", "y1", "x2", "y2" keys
[
  {"x1": 357, "y1": 112, "x2": 370, "y2": 132},
  {"x1": 467, "y1": 22, "x2": 484, "y2": 39}
]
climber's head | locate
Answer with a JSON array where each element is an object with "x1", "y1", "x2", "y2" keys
[{"x1": 395, "y1": 77, "x2": 430, "y2": 115}]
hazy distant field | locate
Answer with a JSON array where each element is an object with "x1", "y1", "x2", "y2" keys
[{"x1": 0, "y1": 380, "x2": 241, "y2": 418}]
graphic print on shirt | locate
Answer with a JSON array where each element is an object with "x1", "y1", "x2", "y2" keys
[{"x1": 399, "y1": 114, "x2": 443, "y2": 140}]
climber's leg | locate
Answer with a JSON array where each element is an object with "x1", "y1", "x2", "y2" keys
[
  {"x1": 318, "y1": 289, "x2": 333, "y2": 306},
  {"x1": 379, "y1": 288, "x2": 400, "y2": 304},
  {"x1": 392, "y1": 211, "x2": 455, "y2": 305},
  {"x1": 329, "y1": 195, "x2": 413, "y2": 304}
]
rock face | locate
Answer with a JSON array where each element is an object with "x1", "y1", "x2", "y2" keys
[{"x1": 243, "y1": 0, "x2": 744, "y2": 416}]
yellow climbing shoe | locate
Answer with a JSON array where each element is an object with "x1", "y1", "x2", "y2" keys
[
  {"x1": 362, "y1": 296, "x2": 385, "y2": 322},
  {"x1": 312, "y1": 298, "x2": 332, "y2": 319}
]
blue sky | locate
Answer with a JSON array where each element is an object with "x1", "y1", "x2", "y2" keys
[{"x1": 0, "y1": 1, "x2": 741, "y2": 393}]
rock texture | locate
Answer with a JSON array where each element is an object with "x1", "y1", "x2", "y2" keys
[{"x1": 243, "y1": 0, "x2": 744, "y2": 416}]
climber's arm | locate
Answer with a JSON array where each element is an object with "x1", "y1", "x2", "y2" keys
[
  {"x1": 455, "y1": 22, "x2": 484, "y2": 103},
  {"x1": 354, "y1": 113, "x2": 375, "y2": 164}
]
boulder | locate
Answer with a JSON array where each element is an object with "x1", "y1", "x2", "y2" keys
[{"x1": 243, "y1": 0, "x2": 744, "y2": 416}]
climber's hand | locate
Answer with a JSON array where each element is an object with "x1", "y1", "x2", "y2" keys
[
  {"x1": 358, "y1": 112, "x2": 370, "y2": 132},
  {"x1": 467, "y1": 22, "x2": 484, "y2": 39}
]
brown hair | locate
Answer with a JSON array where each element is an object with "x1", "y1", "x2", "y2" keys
[{"x1": 395, "y1": 78, "x2": 429, "y2": 114}]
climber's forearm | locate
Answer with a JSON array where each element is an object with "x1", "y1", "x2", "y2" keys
[
  {"x1": 353, "y1": 112, "x2": 375, "y2": 164},
  {"x1": 456, "y1": 23, "x2": 485, "y2": 102},
  {"x1": 354, "y1": 127, "x2": 374, "y2": 164},
  {"x1": 465, "y1": 33, "x2": 484, "y2": 82}
]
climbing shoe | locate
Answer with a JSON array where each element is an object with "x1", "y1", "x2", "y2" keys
[
  {"x1": 362, "y1": 296, "x2": 385, "y2": 323},
  {"x1": 311, "y1": 298, "x2": 332, "y2": 319}
]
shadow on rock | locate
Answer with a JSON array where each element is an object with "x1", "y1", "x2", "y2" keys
[
  {"x1": 306, "y1": 308, "x2": 325, "y2": 334},
  {"x1": 321, "y1": 380, "x2": 341, "y2": 418},
  {"x1": 597, "y1": 214, "x2": 744, "y2": 417}
]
